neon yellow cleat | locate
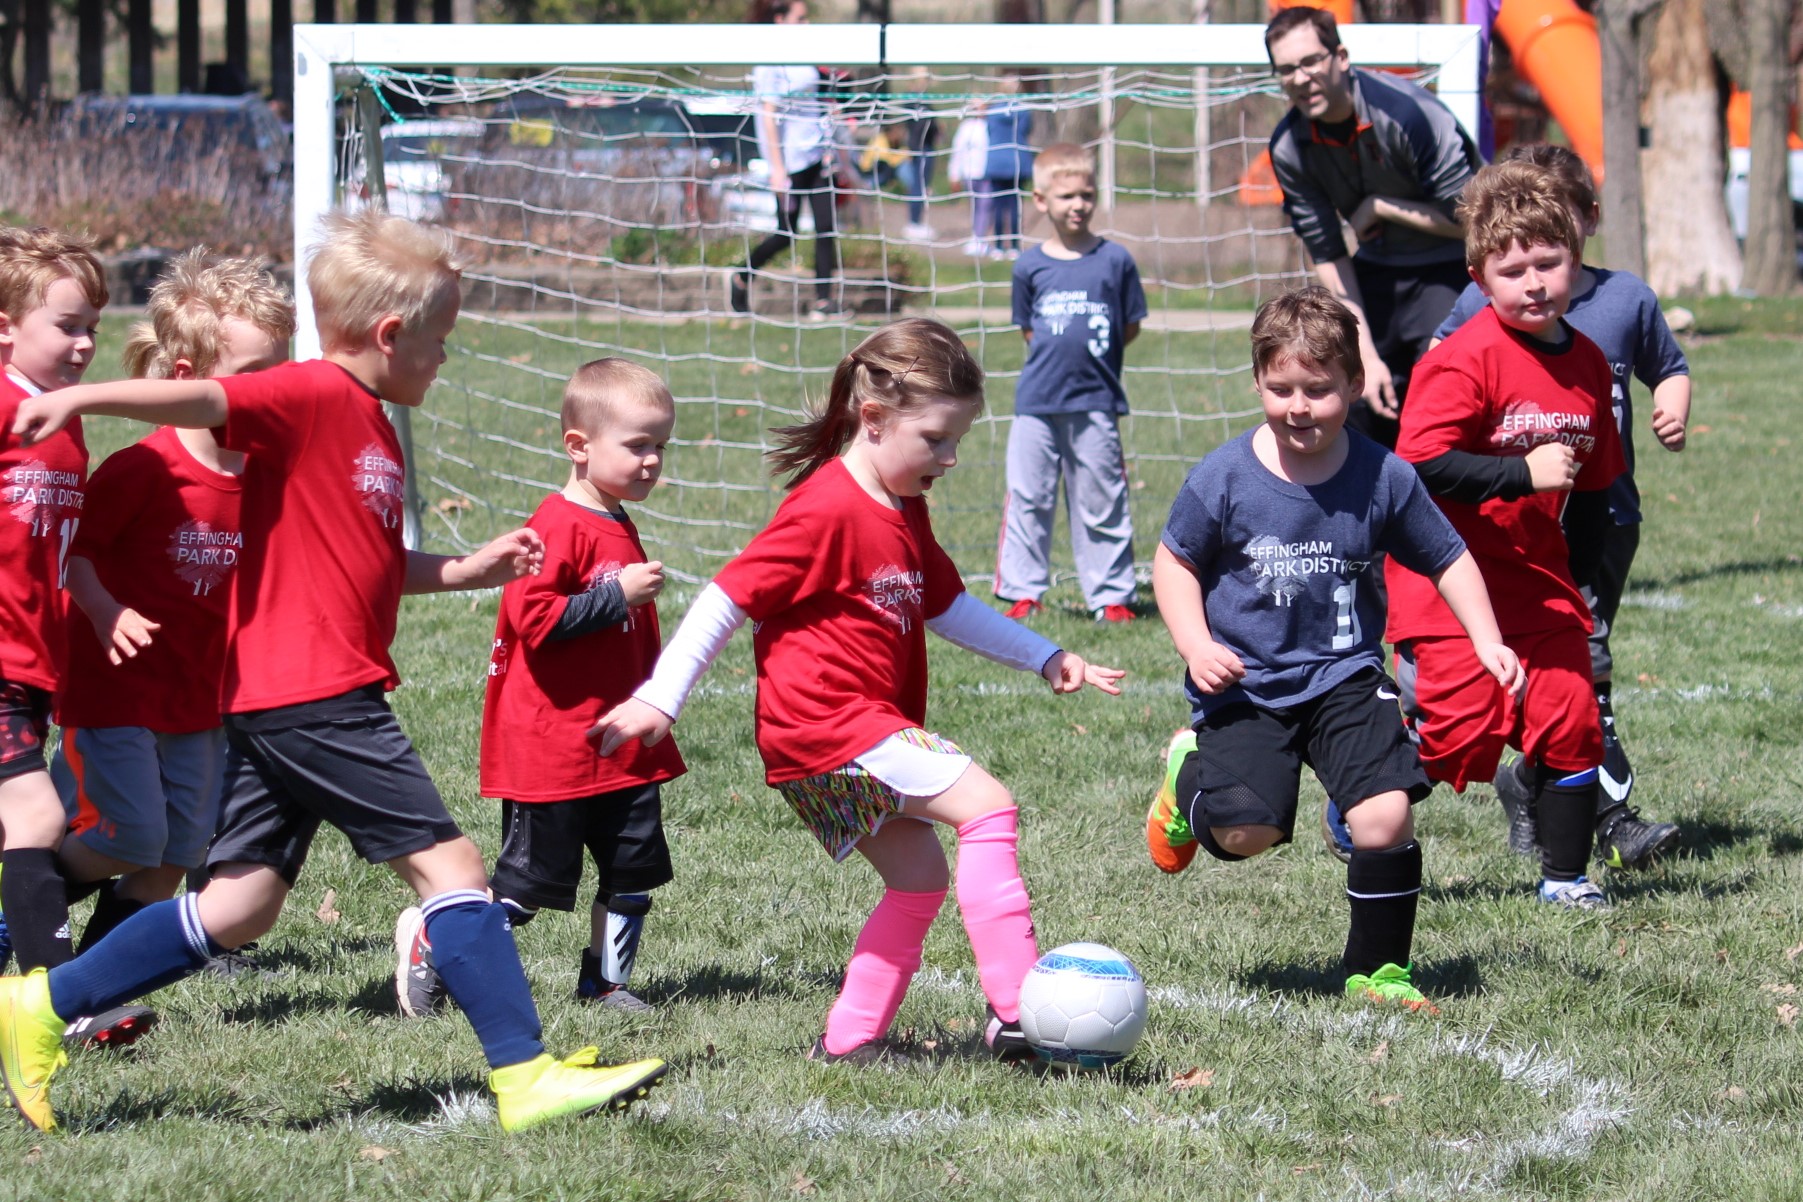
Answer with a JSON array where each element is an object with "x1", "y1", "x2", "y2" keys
[
  {"x1": 1146, "y1": 729, "x2": 1199, "y2": 874},
  {"x1": 1345, "y1": 962, "x2": 1439, "y2": 1016},
  {"x1": 0, "y1": 969, "x2": 70, "y2": 1131},
  {"x1": 490, "y1": 1047, "x2": 667, "y2": 1132}
]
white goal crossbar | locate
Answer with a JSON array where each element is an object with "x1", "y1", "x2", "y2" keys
[{"x1": 289, "y1": 20, "x2": 1483, "y2": 358}]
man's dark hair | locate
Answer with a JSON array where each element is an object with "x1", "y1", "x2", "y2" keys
[{"x1": 1264, "y1": 6, "x2": 1342, "y2": 61}]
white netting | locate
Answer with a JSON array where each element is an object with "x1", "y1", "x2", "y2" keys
[{"x1": 331, "y1": 58, "x2": 1436, "y2": 588}]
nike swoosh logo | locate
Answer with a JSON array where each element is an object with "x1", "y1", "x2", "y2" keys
[
  {"x1": 1376, "y1": 688, "x2": 1399, "y2": 701},
  {"x1": 1599, "y1": 767, "x2": 1633, "y2": 803}
]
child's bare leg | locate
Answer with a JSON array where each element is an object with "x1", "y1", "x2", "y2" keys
[
  {"x1": 1207, "y1": 823, "x2": 1286, "y2": 858},
  {"x1": 193, "y1": 862, "x2": 291, "y2": 949}
]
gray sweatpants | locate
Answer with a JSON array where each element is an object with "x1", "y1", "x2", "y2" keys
[{"x1": 995, "y1": 411, "x2": 1136, "y2": 609}]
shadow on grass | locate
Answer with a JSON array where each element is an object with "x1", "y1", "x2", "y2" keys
[
  {"x1": 1237, "y1": 952, "x2": 1489, "y2": 1001},
  {"x1": 652, "y1": 963, "x2": 843, "y2": 1006},
  {"x1": 1631, "y1": 557, "x2": 1803, "y2": 591},
  {"x1": 216, "y1": 990, "x2": 346, "y2": 1027}
]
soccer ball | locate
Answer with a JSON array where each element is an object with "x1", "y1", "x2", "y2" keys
[{"x1": 1016, "y1": 942, "x2": 1148, "y2": 1069}]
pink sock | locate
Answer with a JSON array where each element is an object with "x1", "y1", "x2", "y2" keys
[
  {"x1": 955, "y1": 806, "x2": 1038, "y2": 1023},
  {"x1": 822, "y1": 887, "x2": 946, "y2": 1056}
]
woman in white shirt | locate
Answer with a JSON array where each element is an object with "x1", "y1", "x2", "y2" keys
[{"x1": 730, "y1": 0, "x2": 844, "y2": 322}]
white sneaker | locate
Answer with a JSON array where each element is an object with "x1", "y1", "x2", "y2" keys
[
  {"x1": 962, "y1": 240, "x2": 987, "y2": 257},
  {"x1": 1538, "y1": 877, "x2": 1609, "y2": 910},
  {"x1": 903, "y1": 222, "x2": 933, "y2": 242}
]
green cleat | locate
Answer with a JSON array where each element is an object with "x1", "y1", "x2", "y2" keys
[
  {"x1": 1345, "y1": 962, "x2": 1439, "y2": 1016},
  {"x1": 489, "y1": 1047, "x2": 666, "y2": 1132},
  {"x1": 1146, "y1": 729, "x2": 1199, "y2": 874},
  {"x1": 0, "y1": 970, "x2": 70, "y2": 1131}
]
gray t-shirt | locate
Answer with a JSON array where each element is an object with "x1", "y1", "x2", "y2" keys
[
  {"x1": 1012, "y1": 239, "x2": 1148, "y2": 415},
  {"x1": 1161, "y1": 429, "x2": 1466, "y2": 719},
  {"x1": 752, "y1": 64, "x2": 832, "y2": 176},
  {"x1": 1433, "y1": 268, "x2": 1689, "y2": 524}
]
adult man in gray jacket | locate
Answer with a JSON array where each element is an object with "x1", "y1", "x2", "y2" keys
[{"x1": 1265, "y1": 6, "x2": 1482, "y2": 447}]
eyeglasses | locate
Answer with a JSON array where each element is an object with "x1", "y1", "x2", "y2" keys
[{"x1": 1271, "y1": 50, "x2": 1335, "y2": 81}]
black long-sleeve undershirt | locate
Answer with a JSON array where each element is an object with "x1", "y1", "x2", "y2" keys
[
  {"x1": 546, "y1": 578, "x2": 629, "y2": 641},
  {"x1": 1413, "y1": 450, "x2": 1535, "y2": 506}
]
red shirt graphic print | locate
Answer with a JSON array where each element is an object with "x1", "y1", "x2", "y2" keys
[{"x1": 0, "y1": 371, "x2": 87, "y2": 691}]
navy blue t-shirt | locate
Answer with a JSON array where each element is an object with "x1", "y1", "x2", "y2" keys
[
  {"x1": 1161, "y1": 429, "x2": 1466, "y2": 720},
  {"x1": 1434, "y1": 268, "x2": 1689, "y2": 524},
  {"x1": 1011, "y1": 239, "x2": 1148, "y2": 416}
]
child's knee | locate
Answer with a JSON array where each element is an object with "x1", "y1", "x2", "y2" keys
[
  {"x1": 1343, "y1": 791, "x2": 1414, "y2": 850},
  {"x1": 1205, "y1": 823, "x2": 1284, "y2": 859}
]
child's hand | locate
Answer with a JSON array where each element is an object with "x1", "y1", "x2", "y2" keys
[
  {"x1": 1524, "y1": 441, "x2": 1578, "y2": 491},
  {"x1": 91, "y1": 605, "x2": 160, "y2": 666},
  {"x1": 1651, "y1": 404, "x2": 1687, "y2": 451},
  {"x1": 617, "y1": 560, "x2": 666, "y2": 608},
  {"x1": 1186, "y1": 641, "x2": 1246, "y2": 694},
  {"x1": 10, "y1": 394, "x2": 78, "y2": 445},
  {"x1": 1475, "y1": 641, "x2": 1525, "y2": 696},
  {"x1": 587, "y1": 697, "x2": 675, "y2": 756},
  {"x1": 466, "y1": 528, "x2": 546, "y2": 588},
  {"x1": 1040, "y1": 650, "x2": 1125, "y2": 696}
]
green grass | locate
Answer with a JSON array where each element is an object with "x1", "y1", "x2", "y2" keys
[{"x1": 14, "y1": 306, "x2": 1803, "y2": 1200}]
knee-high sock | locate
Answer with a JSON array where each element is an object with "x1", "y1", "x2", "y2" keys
[
  {"x1": 1343, "y1": 841, "x2": 1423, "y2": 977},
  {"x1": 822, "y1": 887, "x2": 945, "y2": 1056},
  {"x1": 2, "y1": 848, "x2": 74, "y2": 971},
  {"x1": 1536, "y1": 767, "x2": 1598, "y2": 882},
  {"x1": 47, "y1": 893, "x2": 219, "y2": 1020},
  {"x1": 421, "y1": 890, "x2": 544, "y2": 1070},
  {"x1": 954, "y1": 806, "x2": 1038, "y2": 1022}
]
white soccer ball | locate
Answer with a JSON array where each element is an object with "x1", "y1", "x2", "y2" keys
[{"x1": 1016, "y1": 942, "x2": 1148, "y2": 1069}]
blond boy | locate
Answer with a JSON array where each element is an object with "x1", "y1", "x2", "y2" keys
[{"x1": 994, "y1": 143, "x2": 1147, "y2": 623}]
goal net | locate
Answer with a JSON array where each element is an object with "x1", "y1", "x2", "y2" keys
[{"x1": 292, "y1": 22, "x2": 1481, "y2": 589}]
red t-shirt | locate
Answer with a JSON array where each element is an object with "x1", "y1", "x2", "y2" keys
[
  {"x1": 482, "y1": 494, "x2": 685, "y2": 801},
  {"x1": 712, "y1": 458, "x2": 966, "y2": 784},
  {"x1": 1386, "y1": 307, "x2": 1625, "y2": 641},
  {"x1": 216, "y1": 360, "x2": 407, "y2": 712},
  {"x1": 57, "y1": 427, "x2": 242, "y2": 733},
  {"x1": 0, "y1": 371, "x2": 87, "y2": 692}
]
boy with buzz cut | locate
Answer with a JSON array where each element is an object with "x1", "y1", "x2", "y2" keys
[
  {"x1": 0, "y1": 227, "x2": 107, "y2": 989},
  {"x1": 994, "y1": 142, "x2": 1147, "y2": 624},
  {"x1": 1, "y1": 209, "x2": 667, "y2": 1135},
  {"x1": 1145, "y1": 286, "x2": 1522, "y2": 1012},
  {"x1": 396, "y1": 357, "x2": 684, "y2": 1018},
  {"x1": 48, "y1": 251, "x2": 294, "y2": 1050},
  {"x1": 1385, "y1": 160, "x2": 1627, "y2": 911}
]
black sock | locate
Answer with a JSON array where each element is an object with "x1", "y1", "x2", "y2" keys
[
  {"x1": 79, "y1": 880, "x2": 148, "y2": 954},
  {"x1": 1, "y1": 847, "x2": 75, "y2": 970},
  {"x1": 1535, "y1": 767, "x2": 1597, "y2": 881},
  {"x1": 1343, "y1": 841, "x2": 1422, "y2": 977}
]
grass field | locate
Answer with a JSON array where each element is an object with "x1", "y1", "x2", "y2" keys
[{"x1": 6, "y1": 297, "x2": 1803, "y2": 1200}]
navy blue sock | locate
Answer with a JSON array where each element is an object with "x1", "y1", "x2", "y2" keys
[
  {"x1": 47, "y1": 894, "x2": 218, "y2": 1020},
  {"x1": 422, "y1": 890, "x2": 544, "y2": 1070}
]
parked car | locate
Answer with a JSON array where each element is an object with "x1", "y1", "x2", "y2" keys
[
  {"x1": 347, "y1": 118, "x2": 485, "y2": 222},
  {"x1": 66, "y1": 92, "x2": 291, "y2": 183}
]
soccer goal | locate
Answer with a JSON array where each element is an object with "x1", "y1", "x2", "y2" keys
[{"x1": 291, "y1": 21, "x2": 1481, "y2": 583}]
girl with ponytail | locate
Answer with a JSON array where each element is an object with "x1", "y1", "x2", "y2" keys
[{"x1": 591, "y1": 317, "x2": 1124, "y2": 1062}]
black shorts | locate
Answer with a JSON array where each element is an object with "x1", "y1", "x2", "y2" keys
[
  {"x1": 1177, "y1": 667, "x2": 1431, "y2": 855},
  {"x1": 206, "y1": 685, "x2": 462, "y2": 885},
  {"x1": 0, "y1": 680, "x2": 51, "y2": 781},
  {"x1": 489, "y1": 783, "x2": 673, "y2": 911},
  {"x1": 1348, "y1": 257, "x2": 1470, "y2": 448}
]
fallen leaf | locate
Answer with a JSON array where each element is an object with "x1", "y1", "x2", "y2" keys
[
  {"x1": 24, "y1": 1146, "x2": 41, "y2": 1165},
  {"x1": 1692, "y1": 424, "x2": 1712, "y2": 434},
  {"x1": 333, "y1": 1075, "x2": 354, "y2": 1091},
  {"x1": 1169, "y1": 1066, "x2": 1215, "y2": 1091},
  {"x1": 1616, "y1": 939, "x2": 1628, "y2": 958},
  {"x1": 1373, "y1": 1093, "x2": 1403, "y2": 1107},
  {"x1": 734, "y1": 407, "x2": 752, "y2": 417},
  {"x1": 434, "y1": 495, "x2": 472, "y2": 513},
  {"x1": 705, "y1": 1043, "x2": 717, "y2": 1058},
  {"x1": 507, "y1": 352, "x2": 532, "y2": 364},
  {"x1": 943, "y1": 1161, "x2": 968, "y2": 1185},
  {"x1": 1070, "y1": 723, "x2": 1089, "y2": 736},
  {"x1": 1763, "y1": 983, "x2": 1798, "y2": 996},
  {"x1": 1292, "y1": 1163, "x2": 1321, "y2": 1175},
  {"x1": 1724, "y1": 1085, "x2": 1747, "y2": 1100},
  {"x1": 921, "y1": 1038, "x2": 939, "y2": 1052},
  {"x1": 1368, "y1": 1040, "x2": 1389, "y2": 1064},
  {"x1": 1132, "y1": 478, "x2": 1147, "y2": 490},
  {"x1": 1780, "y1": 1004, "x2": 1799, "y2": 1028},
  {"x1": 790, "y1": 1172, "x2": 817, "y2": 1195},
  {"x1": 1785, "y1": 942, "x2": 1803, "y2": 962},
  {"x1": 738, "y1": 363, "x2": 762, "y2": 376},
  {"x1": 316, "y1": 889, "x2": 341, "y2": 925},
  {"x1": 1716, "y1": 949, "x2": 1730, "y2": 965},
  {"x1": 358, "y1": 1146, "x2": 394, "y2": 1162}
]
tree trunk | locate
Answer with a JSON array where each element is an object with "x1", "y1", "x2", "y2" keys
[
  {"x1": 1597, "y1": 0, "x2": 1649, "y2": 276},
  {"x1": 1643, "y1": 0, "x2": 1744, "y2": 293},
  {"x1": 1742, "y1": 0, "x2": 1799, "y2": 294}
]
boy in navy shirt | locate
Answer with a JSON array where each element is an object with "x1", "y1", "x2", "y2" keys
[
  {"x1": 994, "y1": 143, "x2": 1147, "y2": 623},
  {"x1": 1146, "y1": 286, "x2": 1521, "y2": 1011}
]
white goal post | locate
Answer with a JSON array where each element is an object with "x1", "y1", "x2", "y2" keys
[{"x1": 289, "y1": 20, "x2": 1483, "y2": 357}]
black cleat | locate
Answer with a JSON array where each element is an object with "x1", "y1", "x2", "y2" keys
[
  {"x1": 63, "y1": 1005, "x2": 157, "y2": 1050},
  {"x1": 1596, "y1": 806, "x2": 1679, "y2": 870},
  {"x1": 1492, "y1": 754, "x2": 1539, "y2": 858}
]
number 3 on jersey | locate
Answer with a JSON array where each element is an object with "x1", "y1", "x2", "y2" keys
[{"x1": 1087, "y1": 313, "x2": 1111, "y2": 359}]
